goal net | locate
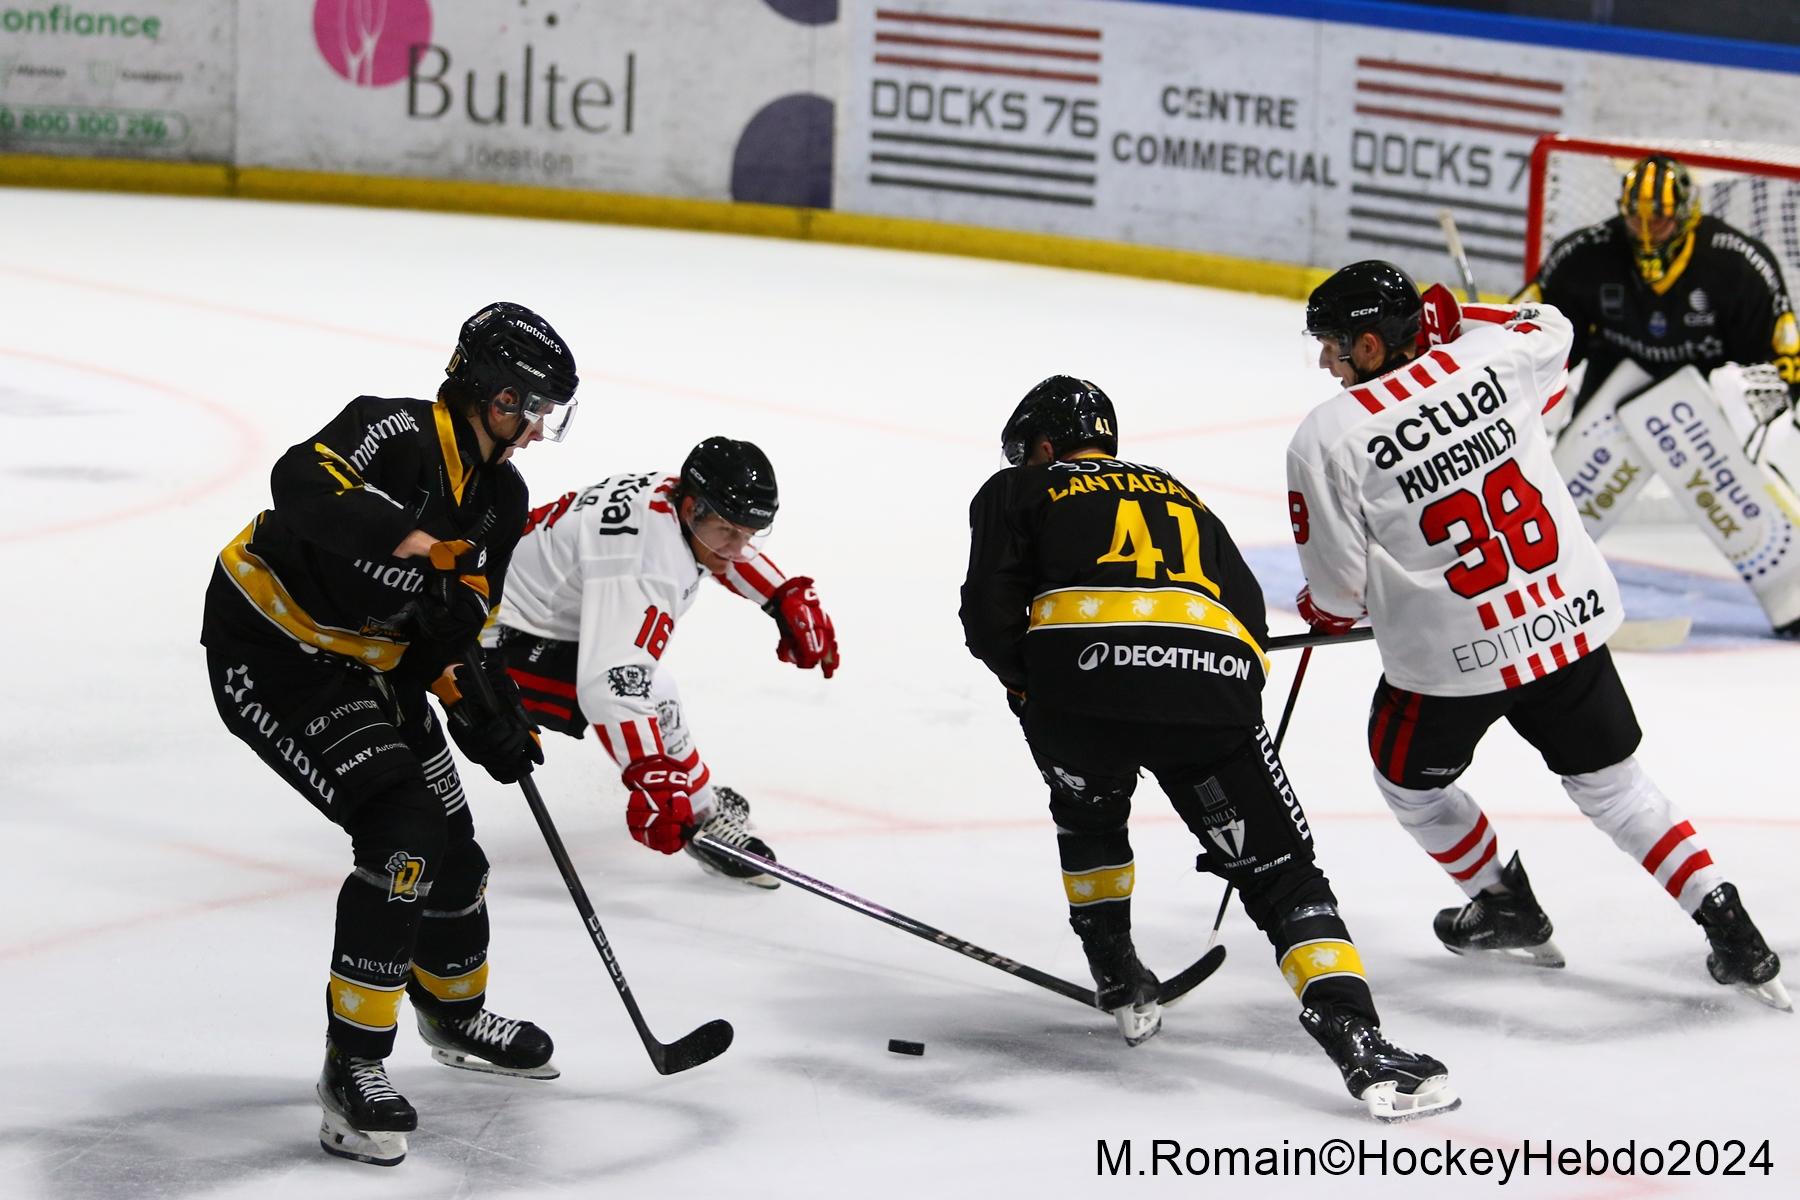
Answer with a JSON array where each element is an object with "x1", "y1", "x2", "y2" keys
[{"x1": 1525, "y1": 134, "x2": 1800, "y2": 292}]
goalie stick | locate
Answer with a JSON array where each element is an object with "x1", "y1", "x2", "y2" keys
[
  {"x1": 689, "y1": 835, "x2": 1227, "y2": 1010},
  {"x1": 461, "y1": 650, "x2": 733, "y2": 1076}
]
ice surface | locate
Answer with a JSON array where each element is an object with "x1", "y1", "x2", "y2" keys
[{"x1": 1, "y1": 188, "x2": 1794, "y2": 1198}]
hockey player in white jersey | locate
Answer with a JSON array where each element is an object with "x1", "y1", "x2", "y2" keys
[
  {"x1": 1288, "y1": 260, "x2": 1788, "y2": 1010},
  {"x1": 492, "y1": 437, "x2": 839, "y2": 886}
]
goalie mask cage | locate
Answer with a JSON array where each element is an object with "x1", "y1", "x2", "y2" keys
[{"x1": 1525, "y1": 135, "x2": 1800, "y2": 294}]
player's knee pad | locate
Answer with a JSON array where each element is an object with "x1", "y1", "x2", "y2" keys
[
  {"x1": 1238, "y1": 862, "x2": 1338, "y2": 939},
  {"x1": 423, "y1": 837, "x2": 490, "y2": 917},
  {"x1": 1372, "y1": 769, "x2": 1455, "y2": 825},
  {"x1": 344, "y1": 780, "x2": 450, "y2": 905},
  {"x1": 1559, "y1": 755, "x2": 1651, "y2": 822},
  {"x1": 1045, "y1": 770, "x2": 1133, "y2": 836}
]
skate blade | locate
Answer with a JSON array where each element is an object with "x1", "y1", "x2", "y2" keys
[
  {"x1": 428, "y1": 1046, "x2": 561, "y2": 1079},
  {"x1": 1736, "y1": 976, "x2": 1793, "y2": 1013},
  {"x1": 1113, "y1": 1001, "x2": 1163, "y2": 1047},
  {"x1": 688, "y1": 854, "x2": 781, "y2": 890},
  {"x1": 1444, "y1": 938, "x2": 1565, "y2": 968},
  {"x1": 1361, "y1": 1076, "x2": 1462, "y2": 1123},
  {"x1": 318, "y1": 1109, "x2": 408, "y2": 1166}
]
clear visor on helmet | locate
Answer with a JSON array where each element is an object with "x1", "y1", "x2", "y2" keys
[
  {"x1": 685, "y1": 496, "x2": 771, "y2": 563},
  {"x1": 1305, "y1": 328, "x2": 1352, "y2": 372},
  {"x1": 498, "y1": 388, "x2": 579, "y2": 442}
]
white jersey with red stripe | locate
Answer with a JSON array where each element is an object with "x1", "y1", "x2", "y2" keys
[
  {"x1": 494, "y1": 472, "x2": 785, "y2": 772},
  {"x1": 1286, "y1": 301, "x2": 1623, "y2": 696}
]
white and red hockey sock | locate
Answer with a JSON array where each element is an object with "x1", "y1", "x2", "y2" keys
[
  {"x1": 1559, "y1": 757, "x2": 1723, "y2": 914},
  {"x1": 1373, "y1": 771, "x2": 1504, "y2": 896}
]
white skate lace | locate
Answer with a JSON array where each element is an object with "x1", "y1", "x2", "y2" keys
[
  {"x1": 712, "y1": 787, "x2": 752, "y2": 825},
  {"x1": 458, "y1": 1009, "x2": 522, "y2": 1051},
  {"x1": 698, "y1": 808, "x2": 758, "y2": 849},
  {"x1": 348, "y1": 1059, "x2": 403, "y2": 1104}
]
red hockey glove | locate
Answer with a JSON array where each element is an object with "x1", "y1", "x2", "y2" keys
[
  {"x1": 622, "y1": 755, "x2": 695, "y2": 854},
  {"x1": 766, "y1": 576, "x2": 839, "y2": 678},
  {"x1": 1296, "y1": 586, "x2": 1360, "y2": 635},
  {"x1": 1418, "y1": 283, "x2": 1462, "y2": 349}
]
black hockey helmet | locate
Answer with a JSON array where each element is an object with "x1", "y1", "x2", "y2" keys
[
  {"x1": 447, "y1": 301, "x2": 581, "y2": 442},
  {"x1": 1617, "y1": 155, "x2": 1700, "y2": 285},
  {"x1": 680, "y1": 437, "x2": 779, "y2": 530},
  {"x1": 1305, "y1": 260, "x2": 1422, "y2": 353},
  {"x1": 1001, "y1": 375, "x2": 1118, "y2": 466}
]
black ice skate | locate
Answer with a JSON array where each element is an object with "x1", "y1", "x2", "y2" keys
[
  {"x1": 316, "y1": 1040, "x2": 416, "y2": 1167},
  {"x1": 1071, "y1": 912, "x2": 1162, "y2": 1046},
  {"x1": 1433, "y1": 850, "x2": 1564, "y2": 967},
  {"x1": 1693, "y1": 883, "x2": 1792, "y2": 1012},
  {"x1": 1299, "y1": 1007, "x2": 1460, "y2": 1123},
  {"x1": 416, "y1": 1007, "x2": 560, "y2": 1079},
  {"x1": 684, "y1": 787, "x2": 780, "y2": 889}
]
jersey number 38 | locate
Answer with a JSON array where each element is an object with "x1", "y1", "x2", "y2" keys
[{"x1": 1419, "y1": 460, "x2": 1560, "y2": 599}]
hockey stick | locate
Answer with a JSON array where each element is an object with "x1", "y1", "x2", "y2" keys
[
  {"x1": 1437, "y1": 210, "x2": 1482, "y2": 302},
  {"x1": 460, "y1": 651, "x2": 733, "y2": 1076},
  {"x1": 690, "y1": 835, "x2": 1226, "y2": 1009},
  {"x1": 1267, "y1": 627, "x2": 1373, "y2": 652},
  {"x1": 1206, "y1": 644, "x2": 1316, "y2": 948}
]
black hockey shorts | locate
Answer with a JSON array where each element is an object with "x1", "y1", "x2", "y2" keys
[
  {"x1": 1022, "y1": 704, "x2": 1317, "y2": 894},
  {"x1": 493, "y1": 628, "x2": 588, "y2": 739},
  {"x1": 204, "y1": 635, "x2": 472, "y2": 842},
  {"x1": 1368, "y1": 645, "x2": 1643, "y2": 789}
]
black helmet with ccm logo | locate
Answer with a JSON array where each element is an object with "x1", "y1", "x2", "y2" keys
[{"x1": 1305, "y1": 260, "x2": 1422, "y2": 353}]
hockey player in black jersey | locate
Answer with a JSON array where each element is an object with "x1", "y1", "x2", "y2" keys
[
  {"x1": 200, "y1": 302, "x2": 578, "y2": 1166},
  {"x1": 1529, "y1": 154, "x2": 1800, "y2": 635},
  {"x1": 959, "y1": 375, "x2": 1458, "y2": 1122}
]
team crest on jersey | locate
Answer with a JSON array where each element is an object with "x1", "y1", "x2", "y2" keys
[
  {"x1": 608, "y1": 665, "x2": 652, "y2": 699},
  {"x1": 385, "y1": 851, "x2": 426, "y2": 903}
]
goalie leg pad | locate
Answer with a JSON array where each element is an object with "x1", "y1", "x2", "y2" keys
[
  {"x1": 1619, "y1": 367, "x2": 1800, "y2": 628},
  {"x1": 1554, "y1": 360, "x2": 1659, "y2": 539}
]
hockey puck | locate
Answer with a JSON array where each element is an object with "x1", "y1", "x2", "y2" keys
[{"x1": 887, "y1": 1039, "x2": 925, "y2": 1056}]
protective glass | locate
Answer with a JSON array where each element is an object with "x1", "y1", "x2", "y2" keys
[{"x1": 685, "y1": 497, "x2": 770, "y2": 563}]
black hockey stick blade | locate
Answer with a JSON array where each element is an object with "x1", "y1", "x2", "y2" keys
[
  {"x1": 1158, "y1": 944, "x2": 1227, "y2": 1006},
  {"x1": 1266, "y1": 626, "x2": 1374, "y2": 652},
  {"x1": 651, "y1": 1017, "x2": 735, "y2": 1075}
]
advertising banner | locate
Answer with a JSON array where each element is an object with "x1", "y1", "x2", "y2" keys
[
  {"x1": 236, "y1": 0, "x2": 842, "y2": 206},
  {"x1": 0, "y1": 1, "x2": 234, "y2": 160},
  {"x1": 840, "y1": 0, "x2": 1800, "y2": 288}
]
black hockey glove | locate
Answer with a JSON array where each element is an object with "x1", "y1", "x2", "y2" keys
[
  {"x1": 410, "y1": 539, "x2": 492, "y2": 645},
  {"x1": 429, "y1": 653, "x2": 544, "y2": 785}
]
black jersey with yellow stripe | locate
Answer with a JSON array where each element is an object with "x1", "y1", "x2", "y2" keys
[
  {"x1": 960, "y1": 453, "x2": 1269, "y2": 725},
  {"x1": 201, "y1": 395, "x2": 528, "y2": 678},
  {"x1": 1534, "y1": 213, "x2": 1800, "y2": 411}
]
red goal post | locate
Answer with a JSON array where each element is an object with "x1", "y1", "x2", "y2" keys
[{"x1": 1524, "y1": 135, "x2": 1800, "y2": 290}]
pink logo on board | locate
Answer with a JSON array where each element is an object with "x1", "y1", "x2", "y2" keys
[{"x1": 313, "y1": 0, "x2": 433, "y2": 88}]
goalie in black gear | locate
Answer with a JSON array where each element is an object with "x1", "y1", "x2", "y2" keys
[
  {"x1": 958, "y1": 375, "x2": 1460, "y2": 1122},
  {"x1": 201, "y1": 301, "x2": 576, "y2": 1166},
  {"x1": 1528, "y1": 155, "x2": 1800, "y2": 636}
]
